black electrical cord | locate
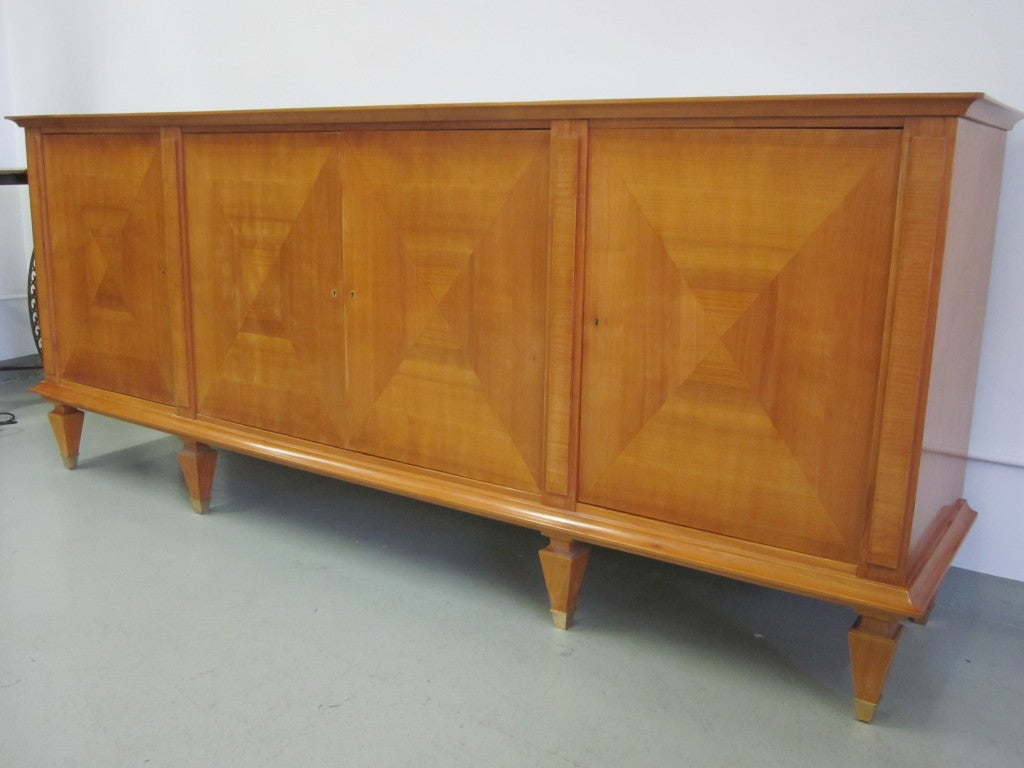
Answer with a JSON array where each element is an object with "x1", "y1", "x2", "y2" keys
[{"x1": 0, "y1": 411, "x2": 15, "y2": 426}]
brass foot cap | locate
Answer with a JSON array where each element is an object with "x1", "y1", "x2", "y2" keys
[
  {"x1": 62, "y1": 454, "x2": 79, "y2": 470},
  {"x1": 190, "y1": 498, "x2": 210, "y2": 515},
  {"x1": 550, "y1": 610, "x2": 572, "y2": 631},
  {"x1": 854, "y1": 699, "x2": 878, "y2": 723}
]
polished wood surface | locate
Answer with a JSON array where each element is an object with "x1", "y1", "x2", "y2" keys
[
  {"x1": 908, "y1": 119, "x2": 1009, "y2": 570},
  {"x1": 863, "y1": 119, "x2": 958, "y2": 576},
  {"x1": 10, "y1": 92, "x2": 1021, "y2": 130},
  {"x1": 580, "y1": 128, "x2": 900, "y2": 562},
  {"x1": 28, "y1": 375, "x2": 977, "y2": 618},
  {"x1": 47, "y1": 404, "x2": 84, "y2": 469},
  {"x1": 177, "y1": 440, "x2": 217, "y2": 514},
  {"x1": 185, "y1": 132, "x2": 347, "y2": 444},
  {"x1": 542, "y1": 120, "x2": 588, "y2": 503},
  {"x1": 341, "y1": 130, "x2": 551, "y2": 492},
  {"x1": 13, "y1": 94, "x2": 1021, "y2": 721},
  {"x1": 538, "y1": 536, "x2": 591, "y2": 629},
  {"x1": 38, "y1": 132, "x2": 176, "y2": 404},
  {"x1": 848, "y1": 614, "x2": 904, "y2": 723}
]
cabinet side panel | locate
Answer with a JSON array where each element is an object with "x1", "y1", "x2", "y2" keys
[
  {"x1": 909, "y1": 120, "x2": 1007, "y2": 565},
  {"x1": 39, "y1": 132, "x2": 175, "y2": 405},
  {"x1": 24, "y1": 129, "x2": 58, "y2": 379}
]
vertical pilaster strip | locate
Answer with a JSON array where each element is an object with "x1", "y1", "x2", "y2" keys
[
  {"x1": 864, "y1": 118, "x2": 955, "y2": 574},
  {"x1": 160, "y1": 126, "x2": 194, "y2": 416},
  {"x1": 543, "y1": 120, "x2": 587, "y2": 504}
]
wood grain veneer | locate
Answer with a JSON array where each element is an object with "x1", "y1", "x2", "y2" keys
[{"x1": 11, "y1": 93, "x2": 1021, "y2": 722}]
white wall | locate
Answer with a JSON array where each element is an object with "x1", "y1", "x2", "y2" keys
[
  {"x1": 2, "y1": 0, "x2": 1022, "y2": 579},
  {"x1": 0, "y1": 1, "x2": 33, "y2": 359}
]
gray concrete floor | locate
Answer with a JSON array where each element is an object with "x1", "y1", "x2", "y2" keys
[{"x1": 2, "y1": 362, "x2": 1023, "y2": 767}]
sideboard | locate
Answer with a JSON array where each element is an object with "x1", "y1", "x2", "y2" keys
[{"x1": 11, "y1": 93, "x2": 1021, "y2": 721}]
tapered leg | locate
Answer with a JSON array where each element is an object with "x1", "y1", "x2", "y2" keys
[
  {"x1": 177, "y1": 440, "x2": 217, "y2": 514},
  {"x1": 910, "y1": 598, "x2": 936, "y2": 626},
  {"x1": 47, "y1": 404, "x2": 85, "y2": 469},
  {"x1": 538, "y1": 536, "x2": 591, "y2": 630},
  {"x1": 848, "y1": 613, "x2": 904, "y2": 723}
]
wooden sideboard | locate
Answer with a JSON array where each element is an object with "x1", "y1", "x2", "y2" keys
[{"x1": 11, "y1": 94, "x2": 1021, "y2": 722}]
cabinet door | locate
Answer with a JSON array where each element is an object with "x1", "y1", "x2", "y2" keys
[
  {"x1": 342, "y1": 130, "x2": 550, "y2": 493},
  {"x1": 185, "y1": 133, "x2": 347, "y2": 445},
  {"x1": 40, "y1": 133, "x2": 175, "y2": 404},
  {"x1": 580, "y1": 129, "x2": 901, "y2": 562}
]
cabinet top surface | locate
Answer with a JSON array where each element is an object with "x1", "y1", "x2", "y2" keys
[{"x1": 7, "y1": 93, "x2": 1022, "y2": 131}]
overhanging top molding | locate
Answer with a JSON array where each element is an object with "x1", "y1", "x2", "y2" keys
[{"x1": 8, "y1": 92, "x2": 1023, "y2": 131}]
